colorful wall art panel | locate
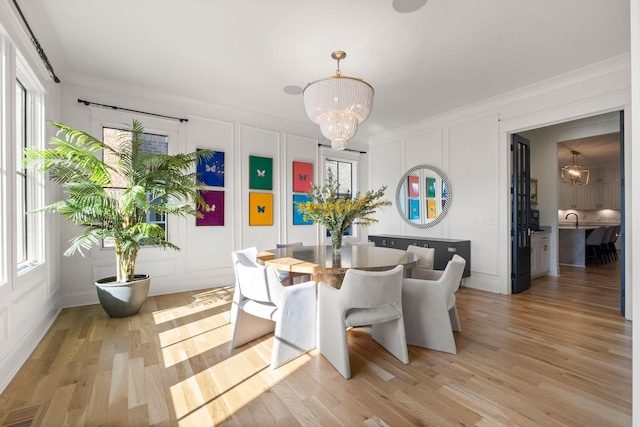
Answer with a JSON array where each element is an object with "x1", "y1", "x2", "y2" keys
[
  {"x1": 196, "y1": 190, "x2": 224, "y2": 226},
  {"x1": 197, "y1": 150, "x2": 225, "y2": 187},
  {"x1": 293, "y1": 194, "x2": 313, "y2": 225},
  {"x1": 249, "y1": 156, "x2": 273, "y2": 190},
  {"x1": 408, "y1": 175, "x2": 419, "y2": 198},
  {"x1": 249, "y1": 192, "x2": 273, "y2": 226},
  {"x1": 409, "y1": 198, "x2": 420, "y2": 220},
  {"x1": 426, "y1": 177, "x2": 436, "y2": 198},
  {"x1": 293, "y1": 161, "x2": 313, "y2": 193},
  {"x1": 427, "y1": 199, "x2": 437, "y2": 218}
]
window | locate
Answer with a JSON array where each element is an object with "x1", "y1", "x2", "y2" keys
[
  {"x1": 102, "y1": 127, "x2": 169, "y2": 247},
  {"x1": 16, "y1": 80, "x2": 27, "y2": 265},
  {"x1": 326, "y1": 159, "x2": 353, "y2": 197},
  {"x1": 15, "y1": 60, "x2": 45, "y2": 274},
  {"x1": 325, "y1": 158, "x2": 356, "y2": 237}
]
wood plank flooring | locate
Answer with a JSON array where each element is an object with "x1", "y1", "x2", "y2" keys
[{"x1": 0, "y1": 261, "x2": 630, "y2": 426}]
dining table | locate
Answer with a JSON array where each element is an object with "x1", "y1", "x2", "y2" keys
[{"x1": 256, "y1": 244, "x2": 420, "y2": 288}]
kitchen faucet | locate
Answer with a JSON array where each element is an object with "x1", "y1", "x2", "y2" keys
[{"x1": 565, "y1": 212, "x2": 579, "y2": 229}]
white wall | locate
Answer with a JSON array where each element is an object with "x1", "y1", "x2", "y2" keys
[
  {"x1": 57, "y1": 82, "x2": 330, "y2": 307},
  {"x1": 369, "y1": 54, "x2": 631, "y2": 298},
  {"x1": 0, "y1": 4, "x2": 62, "y2": 392}
]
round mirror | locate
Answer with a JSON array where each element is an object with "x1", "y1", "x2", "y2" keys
[{"x1": 395, "y1": 164, "x2": 452, "y2": 228}]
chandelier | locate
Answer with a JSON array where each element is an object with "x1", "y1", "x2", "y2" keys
[
  {"x1": 303, "y1": 51, "x2": 374, "y2": 150},
  {"x1": 561, "y1": 150, "x2": 590, "y2": 185}
]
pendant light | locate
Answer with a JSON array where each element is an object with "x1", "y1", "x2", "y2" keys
[
  {"x1": 303, "y1": 51, "x2": 374, "y2": 151},
  {"x1": 561, "y1": 150, "x2": 590, "y2": 185}
]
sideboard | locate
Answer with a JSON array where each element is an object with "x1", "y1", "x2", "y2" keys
[{"x1": 367, "y1": 234, "x2": 471, "y2": 278}]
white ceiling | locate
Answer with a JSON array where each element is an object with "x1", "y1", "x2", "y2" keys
[
  {"x1": 558, "y1": 132, "x2": 621, "y2": 169},
  {"x1": 15, "y1": 1, "x2": 631, "y2": 140}
]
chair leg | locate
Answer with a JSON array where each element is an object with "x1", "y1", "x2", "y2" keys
[
  {"x1": 229, "y1": 285, "x2": 241, "y2": 323},
  {"x1": 372, "y1": 317, "x2": 409, "y2": 365},
  {"x1": 318, "y1": 318, "x2": 350, "y2": 378},
  {"x1": 318, "y1": 285, "x2": 352, "y2": 378},
  {"x1": 449, "y1": 306, "x2": 462, "y2": 332},
  {"x1": 231, "y1": 310, "x2": 275, "y2": 349},
  {"x1": 271, "y1": 288, "x2": 317, "y2": 369}
]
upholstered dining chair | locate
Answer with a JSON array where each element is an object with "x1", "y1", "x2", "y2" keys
[
  {"x1": 343, "y1": 241, "x2": 375, "y2": 246},
  {"x1": 231, "y1": 249, "x2": 317, "y2": 369},
  {"x1": 608, "y1": 225, "x2": 620, "y2": 261},
  {"x1": 406, "y1": 245, "x2": 435, "y2": 277},
  {"x1": 585, "y1": 227, "x2": 606, "y2": 266},
  {"x1": 276, "y1": 242, "x2": 303, "y2": 249},
  {"x1": 275, "y1": 241, "x2": 309, "y2": 283},
  {"x1": 318, "y1": 265, "x2": 408, "y2": 379},
  {"x1": 401, "y1": 254, "x2": 466, "y2": 354},
  {"x1": 600, "y1": 226, "x2": 614, "y2": 263},
  {"x1": 230, "y1": 247, "x2": 260, "y2": 323}
]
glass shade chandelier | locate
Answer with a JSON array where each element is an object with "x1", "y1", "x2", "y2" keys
[
  {"x1": 303, "y1": 51, "x2": 374, "y2": 150},
  {"x1": 561, "y1": 150, "x2": 590, "y2": 185}
]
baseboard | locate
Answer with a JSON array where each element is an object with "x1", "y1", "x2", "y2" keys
[{"x1": 0, "y1": 302, "x2": 61, "y2": 394}]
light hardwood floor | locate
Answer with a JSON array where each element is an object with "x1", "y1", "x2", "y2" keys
[{"x1": 0, "y1": 261, "x2": 630, "y2": 426}]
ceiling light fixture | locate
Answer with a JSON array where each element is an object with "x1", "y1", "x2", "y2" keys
[
  {"x1": 303, "y1": 51, "x2": 374, "y2": 151},
  {"x1": 561, "y1": 150, "x2": 590, "y2": 185}
]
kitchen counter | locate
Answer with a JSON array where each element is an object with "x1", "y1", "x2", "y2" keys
[{"x1": 558, "y1": 228, "x2": 596, "y2": 266}]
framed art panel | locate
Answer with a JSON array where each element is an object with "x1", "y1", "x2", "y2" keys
[
  {"x1": 426, "y1": 177, "x2": 436, "y2": 198},
  {"x1": 427, "y1": 199, "x2": 437, "y2": 218},
  {"x1": 293, "y1": 161, "x2": 313, "y2": 193},
  {"x1": 196, "y1": 190, "x2": 224, "y2": 226},
  {"x1": 197, "y1": 150, "x2": 225, "y2": 187},
  {"x1": 249, "y1": 192, "x2": 273, "y2": 226},
  {"x1": 408, "y1": 175, "x2": 419, "y2": 198},
  {"x1": 409, "y1": 198, "x2": 420, "y2": 220},
  {"x1": 293, "y1": 194, "x2": 313, "y2": 225},
  {"x1": 249, "y1": 155, "x2": 273, "y2": 190}
]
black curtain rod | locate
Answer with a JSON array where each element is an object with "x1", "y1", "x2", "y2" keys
[
  {"x1": 77, "y1": 99, "x2": 189, "y2": 123},
  {"x1": 318, "y1": 143, "x2": 366, "y2": 154},
  {"x1": 12, "y1": 0, "x2": 60, "y2": 83}
]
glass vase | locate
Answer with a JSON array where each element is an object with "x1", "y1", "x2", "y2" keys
[{"x1": 330, "y1": 231, "x2": 342, "y2": 255}]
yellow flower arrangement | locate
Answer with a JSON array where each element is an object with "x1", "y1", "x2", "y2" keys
[{"x1": 296, "y1": 169, "x2": 391, "y2": 252}]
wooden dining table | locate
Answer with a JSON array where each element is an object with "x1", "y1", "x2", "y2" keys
[{"x1": 256, "y1": 245, "x2": 420, "y2": 288}]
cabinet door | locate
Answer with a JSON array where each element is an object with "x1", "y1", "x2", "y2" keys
[
  {"x1": 599, "y1": 183, "x2": 612, "y2": 209},
  {"x1": 611, "y1": 181, "x2": 621, "y2": 209},
  {"x1": 595, "y1": 168, "x2": 612, "y2": 184},
  {"x1": 541, "y1": 241, "x2": 550, "y2": 272},
  {"x1": 574, "y1": 186, "x2": 586, "y2": 210},
  {"x1": 530, "y1": 242, "x2": 541, "y2": 276},
  {"x1": 586, "y1": 185, "x2": 599, "y2": 210},
  {"x1": 561, "y1": 185, "x2": 574, "y2": 209}
]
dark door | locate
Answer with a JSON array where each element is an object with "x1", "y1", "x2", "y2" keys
[
  {"x1": 619, "y1": 111, "x2": 625, "y2": 315},
  {"x1": 512, "y1": 134, "x2": 532, "y2": 294}
]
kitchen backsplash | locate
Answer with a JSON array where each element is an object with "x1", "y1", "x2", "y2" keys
[{"x1": 557, "y1": 209, "x2": 620, "y2": 227}]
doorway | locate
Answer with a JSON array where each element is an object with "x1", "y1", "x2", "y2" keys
[{"x1": 518, "y1": 111, "x2": 624, "y2": 314}]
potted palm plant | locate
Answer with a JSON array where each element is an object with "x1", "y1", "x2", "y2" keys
[{"x1": 24, "y1": 119, "x2": 212, "y2": 317}]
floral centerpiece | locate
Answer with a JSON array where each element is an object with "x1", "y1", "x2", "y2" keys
[{"x1": 296, "y1": 169, "x2": 391, "y2": 253}]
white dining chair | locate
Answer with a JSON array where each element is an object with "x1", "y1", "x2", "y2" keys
[
  {"x1": 231, "y1": 249, "x2": 317, "y2": 369},
  {"x1": 402, "y1": 254, "x2": 466, "y2": 354},
  {"x1": 230, "y1": 247, "x2": 260, "y2": 323},
  {"x1": 406, "y1": 245, "x2": 435, "y2": 277},
  {"x1": 317, "y1": 265, "x2": 408, "y2": 379},
  {"x1": 275, "y1": 241, "x2": 310, "y2": 283}
]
